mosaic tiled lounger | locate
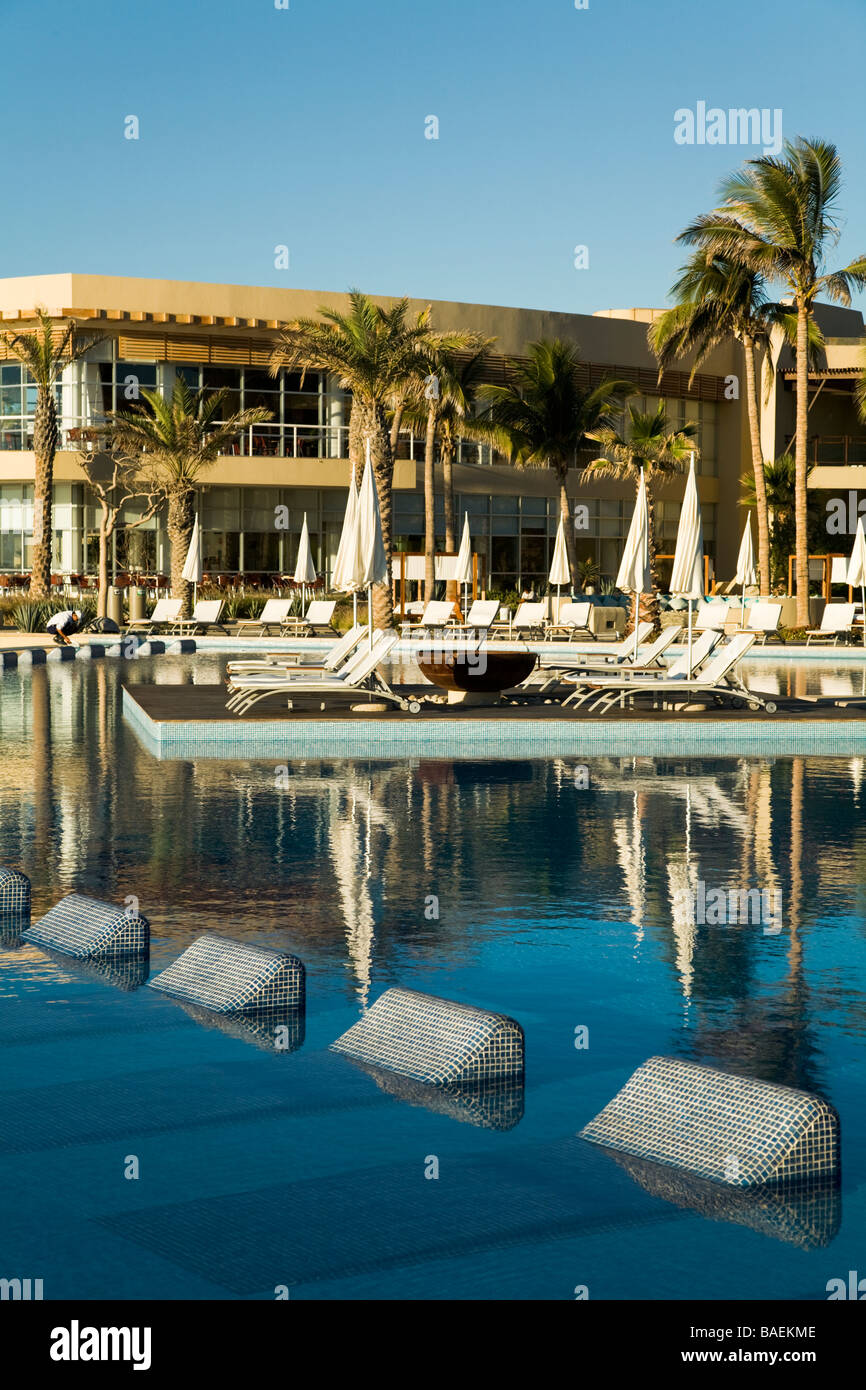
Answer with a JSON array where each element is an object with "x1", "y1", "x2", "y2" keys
[
  {"x1": 0, "y1": 867, "x2": 31, "y2": 920},
  {"x1": 148, "y1": 934, "x2": 305, "y2": 1014},
  {"x1": 331, "y1": 987, "x2": 524, "y2": 1085},
  {"x1": 580, "y1": 1055, "x2": 840, "y2": 1187},
  {"x1": 22, "y1": 892, "x2": 150, "y2": 959}
]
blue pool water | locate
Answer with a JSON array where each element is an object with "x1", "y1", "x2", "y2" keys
[{"x1": 1, "y1": 657, "x2": 865, "y2": 1300}]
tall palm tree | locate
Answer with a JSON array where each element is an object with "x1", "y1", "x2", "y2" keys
[
  {"x1": 402, "y1": 337, "x2": 495, "y2": 600},
  {"x1": 106, "y1": 379, "x2": 270, "y2": 613},
  {"x1": 0, "y1": 308, "x2": 102, "y2": 597},
  {"x1": 650, "y1": 256, "x2": 779, "y2": 595},
  {"x1": 676, "y1": 137, "x2": 866, "y2": 626},
  {"x1": 583, "y1": 402, "x2": 698, "y2": 631},
  {"x1": 480, "y1": 340, "x2": 633, "y2": 589},
  {"x1": 271, "y1": 291, "x2": 436, "y2": 628}
]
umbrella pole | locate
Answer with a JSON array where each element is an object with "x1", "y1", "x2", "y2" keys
[
  {"x1": 688, "y1": 599, "x2": 693, "y2": 676},
  {"x1": 862, "y1": 583, "x2": 865, "y2": 648},
  {"x1": 353, "y1": 592, "x2": 358, "y2": 629},
  {"x1": 368, "y1": 584, "x2": 373, "y2": 649},
  {"x1": 633, "y1": 595, "x2": 639, "y2": 661}
]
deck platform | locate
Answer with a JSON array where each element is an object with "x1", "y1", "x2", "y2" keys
[{"x1": 122, "y1": 681, "x2": 866, "y2": 760}]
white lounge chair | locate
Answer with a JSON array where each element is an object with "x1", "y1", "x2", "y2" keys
[
  {"x1": 545, "y1": 601, "x2": 594, "y2": 641},
  {"x1": 125, "y1": 598, "x2": 182, "y2": 633},
  {"x1": 234, "y1": 598, "x2": 294, "y2": 637},
  {"x1": 729, "y1": 601, "x2": 784, "y2": 645},
  {"x1": 449, "y1": 599, "x2": 500, "y2": 636},
  {"x1": 226, "y1": 625, "x2": 367, "y2": 676},
  {"x1": 537, "y1": 625, "x2": 683, "y2": 693},
  {"x1": 280, "y1": 599, "x2": 337, "y2": 637},
  {"x1": 568, "y1": 633, "x2": 773, "y2": 713},
  {"x1": 407, "y1": 600, "x2": 459, "y2": 631},
  {"x1": 227, "y1": 631, "x2": 417, "y2": 715},
  {"x1": 539, "y1": 621, "x2": 654, "y2": 669},
  {"x1": 170, "y1": 600, "x2": 227, "y2": 635},
  {"x1": 510, "y1": 601, "x2": 547, "y2": 638},
  {"x1": 805, "y1": 603, "x2": 857, "y2": 646},
  {"x1": 559, "y1": 629, "x2": 723, "y2": 707},
  {"x1": 695, "y1": 601, "x2": 730, "y2": 632}
]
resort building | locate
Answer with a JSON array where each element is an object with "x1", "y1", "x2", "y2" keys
[{"x1": 0, "y1": 273, "x2": 863, "y2": 592}]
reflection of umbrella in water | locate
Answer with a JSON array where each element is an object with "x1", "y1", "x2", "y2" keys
[
  {"x1": 665, "y1": 782, "x2": 699, "y2": 1016},
  {"x1": 328, "y1": 793, "x2": 377, "y2": 1009},
  {"x1": 613, "y1": 783, "x2": 646, "y2": 945}
]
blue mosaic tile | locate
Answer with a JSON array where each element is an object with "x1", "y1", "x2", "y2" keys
[
  {"x1": 332, "y1": 987, "x2": 524, "y2": 1085},
  {"x1": 23, "y1": 893, "x2": 150, "y2": 960},
  {"x1": 148, "y1": 933, "x2": 305, "y2": 1015},
  {"x1": 580, "y1": 1055, "x2": 840, "y2": 1188}
]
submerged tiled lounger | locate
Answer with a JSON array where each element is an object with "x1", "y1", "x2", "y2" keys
[
  {"x1": 0, "y1": 867, "x2": 31, "y2": 919},
  {"x1": 331, "y1": 986, "x2": 524, "y2": 1085},
  {"x1": 22, "y1": 892, "x2": 150, "y2": 959},
  {"x1": 148, "y1": 934, "x2": 305, "y2": 1014},
  {"x1": 580, "y1": 1055, "x2": 839, "y2": 1187}
]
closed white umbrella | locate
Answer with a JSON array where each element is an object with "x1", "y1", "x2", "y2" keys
[
  {"x1": 846, "y1": 516, "x2": 866, "y2": 648},
  {"x1": 355, "y1": 441, "x2": 388, "y2": 648},
  {"x1": 332, "y1": 480, "x2": 360, "y2": 626},
  {"x1": 616, "y1": 469, "x2": 652, "y2": 659},
  {"x1": 181, "y1": 513, "x2": 202, "y2": 606},
  {"x1": 549, "y1": 513, "x2": 571, "y2": 620},
  {"x1": 293, "y1": 512, "x2": 317, "y2": 612},
  {"x1": 454, "y1": 512, "x2": 472, "y2": 616},
  {"x1": 670, "y1": 454, "x2": 704, "y2": 676},
  {"x1": 735, "y1": 514, "x2": 757, "y2": 625}
]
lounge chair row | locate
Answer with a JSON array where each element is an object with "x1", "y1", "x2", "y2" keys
[{"x1": 128, "y1": 597, "x2": 338, "y2": 637}]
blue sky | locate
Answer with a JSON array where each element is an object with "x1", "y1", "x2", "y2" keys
[{"x1": 5, "y1": 0, "x2": 866, "y2": 316}]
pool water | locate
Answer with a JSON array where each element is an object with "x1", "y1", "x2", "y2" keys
[{"x1": 0, "y1": 658, "x2": 865, "y2": 1300}]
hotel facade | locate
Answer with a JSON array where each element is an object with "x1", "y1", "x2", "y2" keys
[{"x1": 0, "y1": 273, "x2": 863, "y2": 592}]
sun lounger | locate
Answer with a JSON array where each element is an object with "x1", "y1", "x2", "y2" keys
[
  {"x1": 544, "y1": 601, "x2": 594, "y2": 641},
  {"x1": 509, "y1": 601, "x2": 547, "y2": 639},
  {"x1": 728, "y1": 601, "x2": 784, "y2": 644},
  {"x1": 452, "y1": 599, "x2": 500, "y2": 636},
  {"x1": 170, "y1": 600, "x2": 227, "y2": 636},
  {"x1": 234, "y1": 598, "x2": 295, "y2": 637},
  {"x1": 226, "y1": 625, "x2": 367, "y2": 676},
  {"x1": 226, "y1": 630, "x2": 416, "y2": 715},
  {"x1": 279, "y1": 599, "x2": 337, "y2": 637},
  {"x1": 125, "y1": 597, "x2": 182, "y2": 633},
  {"x1": 539, "y1": 621, "x2": 655, "y2": 669},
  {"x1": 536, "y1": 625, "x2": 683, "y2": 693},
  {"x1": 805, "y1": 603, "x2": 857, "y2": 646},
  {"x1": 567, "y1": 633, "x2": 772, "y2": 713},
  {"x1": 695, "y1": 601, "x2": 730, "y2": 632},
  {"x1": 406, "y1": 600, "x2": 459, "y2": 631},
  {"x1": 557, "y1": 628, "x2": 722, "y2": 704}
]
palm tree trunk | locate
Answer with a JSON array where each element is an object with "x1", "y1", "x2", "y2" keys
[
  {"x1": 742, "y1": 336, "x2": 771, "y2": 596},
  {"x1": 97, "y1": 502, "x2": 110, "y2": 619},
  {"x1": 442, "y1": 435, "x2": 457, "y2": 603},
  {"x1": 359, "y1": 402, "x2": 395, "y2": 630},
  {"x1": 642, "y1": 477, "x2": 662, "y2": 634},
  {"x1": 349, "y1": 404, "x2": 364, "y2": 488},
  {"x1": 794, "y1": 300, "x2": 810, "y2": 628},
  {"x1": 31, "y1": 387, "x2": 58, "y2": 599},
  {"x1": 167, "y1": 488, "x2": 195, "y2": 616},
  {"x1": 423, "y1": 403, "x2": 437, "y2": 601},
  {"x1": 557, "y1": 466, "x2": 578, "y2": 589}
]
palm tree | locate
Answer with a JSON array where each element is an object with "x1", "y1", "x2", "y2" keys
[
  {"x1": 676, "y1": 138, "x2": 866, "y2": 626},
  {"x1": 271, "y1": 291, "x2": 436, "y2": 628},
  {"x1": 402, "y1": 337, "x2": 495, "y2": 601},
  {"x1": 0, "y1": 308, "x2": 102, "y2": 597},
  {"x1": 583, "y1": 402, "x2": 698, "y2": 631},
  {"x1": 740, "y1": 455, "x2": 817, "y2": 588},
  {"x1": 106, "y1": 379, "x2": 270, "y2": 613},
  {"x1": 650, "y1": 256, "x2": 779, "y2": 595},
  {"x1": 480, "y1": 340, "x2": 633, "y2": 589}
]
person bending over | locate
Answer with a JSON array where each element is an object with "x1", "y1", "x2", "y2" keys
[{"x1": 45, "y1": 609, "x2": 81, "y2": 646}]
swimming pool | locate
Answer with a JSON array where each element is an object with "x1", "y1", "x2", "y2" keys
[{"x1": 1, "y1": 657, "x2": 865, "y2": 1299}]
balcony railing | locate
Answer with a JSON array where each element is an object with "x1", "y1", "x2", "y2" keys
[{"x1": 786, "y1": 436, "x2": 866, "y2": 466}]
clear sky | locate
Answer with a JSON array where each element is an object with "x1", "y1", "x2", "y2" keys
[{"x1": 5, "y1": 0, "x2": 866, "y2": 318}]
